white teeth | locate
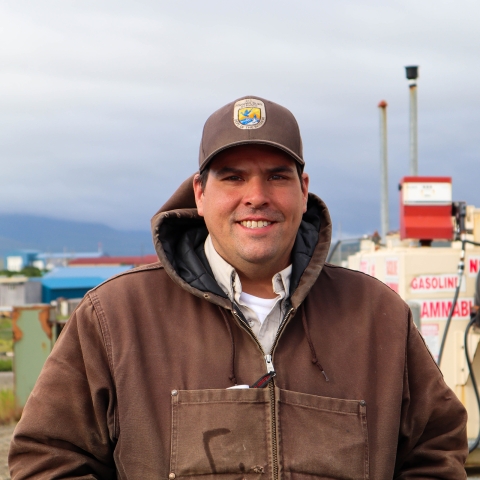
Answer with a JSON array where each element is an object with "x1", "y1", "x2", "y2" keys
[{"x1": 240, "y1": 220, "x2": 271, "y2": 228}]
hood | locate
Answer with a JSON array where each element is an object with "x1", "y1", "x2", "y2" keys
[{"x1": 151, "y1": 174, "x2": 332, "y2": 310}]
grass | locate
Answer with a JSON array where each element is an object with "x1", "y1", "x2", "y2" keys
[
  {"x1": 0, "y1": 267, "x2": 43, "y2": 277},
  {"x1": 0, "y1": 389, "x2": 21, "y2": 424},
  {"x1": 0, "y1": 359, "x2": 12, "y2": 372},
  {"x1": 0, "y1": 317, "x2": 13, "y2": 358},
  {"x1": 0, "y1": 319, "x2": 18, "y2": 422}
]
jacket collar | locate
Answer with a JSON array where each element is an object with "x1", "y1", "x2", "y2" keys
[
  {"x1": 204, "y1": 233, "x2": 292, "y2": 304},
  {"x1": 151, "y1": 173, "x2": 332, "y2": 310}
]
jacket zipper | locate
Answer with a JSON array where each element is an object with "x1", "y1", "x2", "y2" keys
[
  {"x1": 232, "y1": 306, "x2": 296, "y2": 480},
  {"x1": 268, "y1": 307, "x2": 294, "y2": 480},
  {"x1": 232, "y1": 309, "x2": 266, "y2": 356}
]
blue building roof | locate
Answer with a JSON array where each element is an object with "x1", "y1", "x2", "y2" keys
[
  {"x1": 42, "y1": 266, "x2": 132, "y2": 290},
  {"x1": 5, "y1": 249, "x2": 40, "y2": 255},
  {"x1": 36, "y1": 251, "x2": 103, "y2": 260}
]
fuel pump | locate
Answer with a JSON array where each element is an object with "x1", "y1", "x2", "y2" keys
[
  {"x1": 441, "y1": 201, "x2": 480, "y2": 453},
  {"x1": 347, "y1": 176, "x2": 480, "y2": 460}
]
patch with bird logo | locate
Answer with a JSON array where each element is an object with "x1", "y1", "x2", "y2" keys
[{"x1": 233, "y1": 98, "x2": 266, "y2": 129}]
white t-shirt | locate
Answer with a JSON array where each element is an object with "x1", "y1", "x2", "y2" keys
[{"x1": 239, "y1": 292, "x2": 278, "y2": 325}]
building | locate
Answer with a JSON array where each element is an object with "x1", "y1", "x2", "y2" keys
[
  {"x1": 68, "y1": 255, "x2": 157, "y2": 267},
  {"x1": 36, "y1": 251, "x2": 104, "y2": 270},
  {"x1": 3, "y1": 250, "x2": 104, "y2": 272},
  {"x1": 3, "y1": 250, "x2": 41, "y2": 272},
  {"x1": 0, "y1": 276, "x2": 42, "y2": 312},
  {"x1": 41, "y1": 266, "x2": 132, "y2": 303}
]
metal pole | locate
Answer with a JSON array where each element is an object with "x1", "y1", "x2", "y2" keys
[
  {"x1": 405, "y1": 66, "x2": 419, "y2": 176},
  {"x1": 409, "y1": 84, "x2": 418, "y2": 176},
  {"x1": 378, "y1": 100, "x2": 389, "y2": 241}
]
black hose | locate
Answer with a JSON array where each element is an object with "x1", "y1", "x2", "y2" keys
[
  {"x1": 438, "y1": 240, "x2": 466, "y2": 367},
  {"x1": 464, "y1": 316, "x2": 480, "y2": 453},
  {"x1": 463, "y1": 238, "x2": 480, "y2": 453},
  {"x1": 437, "y1": 274, "x2": 463, "y2": 367},
  {"x1": 326, "y1": 240, "x2": 341, "y2": 263}
]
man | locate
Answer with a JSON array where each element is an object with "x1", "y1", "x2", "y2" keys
[{"x1": 10, "y1": 96, "x2": 467, "y2": 478}]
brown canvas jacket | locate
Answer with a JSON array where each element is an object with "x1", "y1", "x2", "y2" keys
[{"x1": 9, "y1": 176, "x2": 468, "y2": 479}]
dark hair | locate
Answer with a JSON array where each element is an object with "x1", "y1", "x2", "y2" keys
[
  {"x1": 195, "y1": 162, "x2": 305, "y2": 192},
  {"x1": 196, "y1": 167, "x2": 210, "y2": 191}
]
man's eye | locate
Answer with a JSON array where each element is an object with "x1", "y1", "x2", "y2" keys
[{"x1": 224, "y1": 175, "x2": 243, "y2": 181}]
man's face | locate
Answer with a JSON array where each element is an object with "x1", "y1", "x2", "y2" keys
[{"x1": 193, "y1": 144, "x2": 309, "y2": 277}]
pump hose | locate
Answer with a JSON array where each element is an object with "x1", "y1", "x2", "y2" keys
[
  {"x1": 437, "y1": 273, "x2": 463, "y2": 366},
  {"x1": 464, "y1": 316, "x2": 480, "y2": 453},
  {"x1": 326, "y1": 240, "x2": 341, "y2": 263},
  {"x1": 464, "y1": 238, "x2": 480, "y2": 453},
  {"x1": 437, "y1": 238, "x2": 480, "y2": 453},
  {"x1": 438, "y1": 239, "x2": 480, "y2": 367},
  {"x1": 437, "y1": 240, "x2": 466, "y2": 367}
]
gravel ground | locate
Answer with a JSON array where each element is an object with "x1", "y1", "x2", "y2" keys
[
  {"x1": 0, "y1": 373, "x2": 15, "y2": 478},
  {"x1": 0, "y1": 374, "x2": 13, "y2": 391},
  {"x1": 0, "y1": 423, "x2": 15, "y2": 480}
]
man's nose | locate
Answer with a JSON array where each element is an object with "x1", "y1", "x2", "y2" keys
[{"x1": 243, "y1": 178, "x2": 269, "y2": 208}]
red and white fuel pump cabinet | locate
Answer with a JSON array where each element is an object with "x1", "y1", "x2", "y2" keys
[{"x1": 399, "y1": 176, "x2": 453, "y2": 242}]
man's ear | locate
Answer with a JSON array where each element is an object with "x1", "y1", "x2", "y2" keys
[
  {"x1": 301, "y1": 173, "x2": 309, "y2": 213},
  {"x1": 193, "y1": 174, "x2": 205, "y2": 217}
]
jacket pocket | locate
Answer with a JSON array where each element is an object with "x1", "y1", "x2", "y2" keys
[
  {"x1": 277, "y1": 388, "x2": 369, "y2": 480},
  {"x1": 170, "y1": 388, "x2": 272, "y2": 479}
]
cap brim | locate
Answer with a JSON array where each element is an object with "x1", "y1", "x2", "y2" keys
[{"x1": 199, "y1": 140, "x2": 305, "y2": 172}]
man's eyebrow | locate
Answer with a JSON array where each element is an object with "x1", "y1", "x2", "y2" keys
[
  {"x1": 212, "y1": 165, "x2": 296, "y2": 176},
  {"x1": 266, "y1": 166, "x2": 296, "y2": 174},
  {"x1": 212, "y1": 166, "x2": 244, "y2": 177}
]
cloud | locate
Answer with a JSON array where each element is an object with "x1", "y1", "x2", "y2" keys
[{"x1": 0, "y1": 0, "x2": 479, "y2": 234}]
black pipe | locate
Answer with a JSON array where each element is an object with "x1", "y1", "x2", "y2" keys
[
  {"x1": 438, "y1": 240, "x2": 465, "y2": 366},
  {"x1": 437, "y1": 239, "x2": 480, "y2": 366},
  {"x1": 326, "y1": 240, "x2": 341, "y2": 264},
  {"x1": 465, "y1": 316, "x2": 480, "y2": 453}
]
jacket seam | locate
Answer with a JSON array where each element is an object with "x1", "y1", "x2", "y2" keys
[
  {"x1": 178, "y1": 400, "x2": 268, "y2": 405},
  {"x1": 280, "y1": 404, "x2": 360, "y2": 415},
  {"x1": 87, "y1": 290, "x2": 119, "y2": 440},
  {"x1": 279, "y1": 402, "x2": 360, "y2": 414},
  {"x1": 89, "y1": 262, "x2": 164, "y2": 293}
]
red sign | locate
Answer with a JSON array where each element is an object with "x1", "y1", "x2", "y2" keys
[
  {"x1": 419, "y1": 298, "x2": 473, "y2": 320},
  {"x1": 384, "y1": 257, "x2": 399, "y2": 293},
  {"x1": 385, "y1": 281, "x2": 399, "y2": 293},
  {"x1": 410, "y1": 274, "x2": 464, "y2": 293},
  {"x1": 385, "y1": 258, "x2": 398, "y2": 277},
  {"x1": 468, "y1": 256, "x2": 480, "y2": 277},
  {"x1": 359, "y1": 260, "x2": 375, "y2": 277},
  {"x1": 359, "y1": 260, "x2": 369, "y2": 274}
]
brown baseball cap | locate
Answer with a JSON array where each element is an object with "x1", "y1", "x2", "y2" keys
[{"x1": 198, "y1": 95, "x2": 304, "y2": 172}]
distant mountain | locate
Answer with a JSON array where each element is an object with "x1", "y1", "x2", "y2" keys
[{"x1": 0, "y1": 214, "x2": 156, "y2": 257}]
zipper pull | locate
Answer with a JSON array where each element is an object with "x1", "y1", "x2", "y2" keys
[
  {"x1": 250, "y1": 371, "x2": 276, "y2": 389},
  {"x1": 249, "y1": 355, "x2": 276, "y2": 388},
  {"x1": 265, "y1": 355, "x2": 275, "y2": 373}
]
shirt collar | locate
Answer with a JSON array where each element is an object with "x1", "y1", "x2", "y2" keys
[{"x1": 204, "y1": 234, "x2": 292, "y2": 303}]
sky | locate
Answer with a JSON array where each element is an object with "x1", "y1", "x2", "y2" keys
[{"x1": 1, "y1": 0, "x2": 479, "y2": 238}]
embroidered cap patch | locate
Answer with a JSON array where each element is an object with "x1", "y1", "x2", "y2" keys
[{"x1": 233, "y1": 98, "x2": 266, "y2": 130}]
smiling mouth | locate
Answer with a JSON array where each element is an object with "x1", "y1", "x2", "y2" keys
[{"x1": 240, "y1": 220, "x2": 272, "y2": 229}]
